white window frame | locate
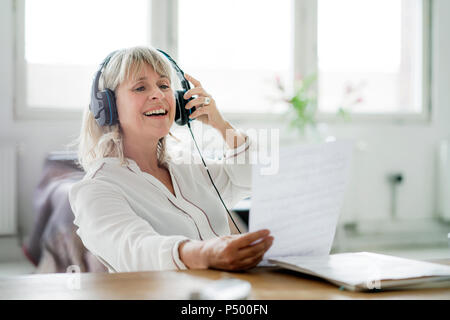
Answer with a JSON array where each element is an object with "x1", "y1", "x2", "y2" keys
[
  {"x1": 312, "y1": 0, "x2": 433, "y2": 124},
  {"x1": 168, "y1": 0, "x2": 432, "y2": 124},
  {"x1": 12, "y1": 0, "x2": 80, "y2": 121},
  {"x1": 13, "y1": 0, "x2": 157, "y2": 121},
  {"x1": 13, "y1": 0, "x2": 432, "y2": 124}
]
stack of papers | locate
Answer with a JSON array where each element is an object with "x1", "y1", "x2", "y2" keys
[{"x1": 269, "y1": 252, "x2": 450, "y2": 291}]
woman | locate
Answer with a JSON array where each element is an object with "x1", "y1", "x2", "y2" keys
[{"x1": 69, "y1": 46, "x2": 273, "y2": 272}]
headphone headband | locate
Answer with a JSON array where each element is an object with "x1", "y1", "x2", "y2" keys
[
  {"x1": 157, "y1": 49, "x2": 191, "y2": 92},
  {"x1": 92, "y1": 50, "x2": 118, "y2": 99}
]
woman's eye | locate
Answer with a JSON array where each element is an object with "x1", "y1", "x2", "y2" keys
[
  {"x1": 135, "y1": 86, "x2": 145, "y2": 92},
  {"x1": 160, "y1": 84, "x2": 170, "y2": 90}
]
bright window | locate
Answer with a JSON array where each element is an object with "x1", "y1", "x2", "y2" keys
[
  {"x1": 317, "y1": 0, "x2": 427, "y2": 115},
  {"x1": 17, "y1": 0, "x2": 430, "y2": 119},
  {"x1": 22, "y1": 0, "x2": 150, "y2": 110},
  {"x1": 178, "y1": 0, "x2": 293, "y2": 114}
]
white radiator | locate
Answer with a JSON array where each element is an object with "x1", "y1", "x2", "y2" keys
[{"x1": 0, "y1": 145, "x2": 17, "y2": 235}]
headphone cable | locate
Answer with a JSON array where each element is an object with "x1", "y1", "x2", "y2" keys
[{"x1": 187, "y1": 122, "x2": 242, "y2": 234}]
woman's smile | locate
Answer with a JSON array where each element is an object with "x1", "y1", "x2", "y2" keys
[{"x1": 142, "y1": 106, "x2": 169, "y2": 118}]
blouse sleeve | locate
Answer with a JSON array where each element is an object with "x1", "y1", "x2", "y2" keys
[
  {"x1": 198, "y1": 133, "x2": 253, "y2": 208},
  {"x1": 69, "y1": 179, "x2": 189, "y2": 272}
]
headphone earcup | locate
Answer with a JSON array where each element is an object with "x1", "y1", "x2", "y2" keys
[
  {"x1": 90, "y1": 89, "x2": 118, "y2": 127},
  {"x1": 100, "y1": 89, "x2": 118, "y2": 126},
  {"x1": 174, "y1": 90, "x2": 196, "y2": 126},
  {"x1": 174, "y1": 90, "x2": 184, "y2": 125},
  {"x1": 104, "y1": 89, "x2": 118, "y2": 125}
]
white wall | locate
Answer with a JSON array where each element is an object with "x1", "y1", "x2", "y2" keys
[{"x1": 0, "y1": 0, "x2": 449, "y2": 260}]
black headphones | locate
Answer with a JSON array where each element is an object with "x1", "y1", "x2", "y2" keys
[{"x1": 90, "y1": 48, "x2": 195, "y2": 127}]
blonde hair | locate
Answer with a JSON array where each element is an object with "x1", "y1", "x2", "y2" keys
[{"x1": 74, "y1": 46, "x2": 174, "y2": 172}]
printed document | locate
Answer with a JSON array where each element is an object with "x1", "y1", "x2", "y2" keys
[{"x1": 249, "y1": 140, "x2": 353, "y2": 259}]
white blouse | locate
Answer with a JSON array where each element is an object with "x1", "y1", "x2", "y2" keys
[{"x1": 68, "y1": 138, "x2": 251, "y2": 273}]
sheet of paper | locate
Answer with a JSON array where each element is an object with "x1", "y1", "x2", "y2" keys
[{"x1": 249, "y1": 140, "x2": 353, "y2": 259}]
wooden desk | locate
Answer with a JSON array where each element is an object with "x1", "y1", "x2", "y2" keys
[{"x1": 1, "y1": 262, "x2": 450, "y2": 300}]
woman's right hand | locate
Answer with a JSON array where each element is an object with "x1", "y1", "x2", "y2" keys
[{"x1": 179, "y1": 229, "x2": 274, "y2": 271}]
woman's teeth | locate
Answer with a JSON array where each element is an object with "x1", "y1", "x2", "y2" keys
[{"x1": 143, "y1": 108, "x2": 167, "y2": 116}]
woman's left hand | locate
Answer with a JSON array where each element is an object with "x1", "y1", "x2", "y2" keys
[{"x1": 183, "y1": 73, "x2": 226, "y2": 130}]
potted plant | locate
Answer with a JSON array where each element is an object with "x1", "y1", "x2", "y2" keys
[{"x1": 275, "y1": 74, "x2": 365, "y2": 142}]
